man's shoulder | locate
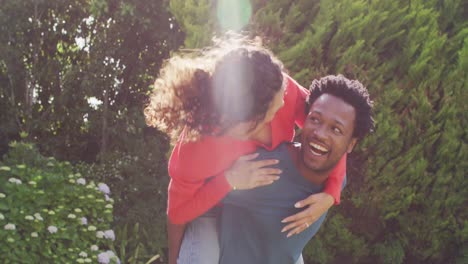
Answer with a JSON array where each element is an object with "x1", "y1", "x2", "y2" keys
[{"x1": 255, "y1": 142, "x2": 299, "y2": 160}]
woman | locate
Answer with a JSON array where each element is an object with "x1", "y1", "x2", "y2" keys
[{"x1": 144, "y1": 38, "x2": 346, "y2": 264}]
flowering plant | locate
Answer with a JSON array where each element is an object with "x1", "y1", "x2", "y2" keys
[{"x1": 0, "y1": 142, "x2": 119, "y2": 263}]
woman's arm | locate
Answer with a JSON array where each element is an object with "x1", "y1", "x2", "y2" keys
[
  {"x1": 323, "y1": 154, "x2": 347, "y2": 204},
  {"x1": 167, "y1": 220, "x2": 186, "y2": 264},
  {"x1": 167, "y1": 154, "x2": 282, "y2": 224},
  {"x1": 280, "y1": 157, "x2": 347, "y2": 236}
]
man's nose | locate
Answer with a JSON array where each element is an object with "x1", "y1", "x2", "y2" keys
[{"x1": 313, "y1": 125, "x2": 327, "y2": 140}]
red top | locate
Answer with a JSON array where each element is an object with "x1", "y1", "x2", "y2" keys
[{"x1": 167, "y1": 75, "x2": 347, "y2": 224}]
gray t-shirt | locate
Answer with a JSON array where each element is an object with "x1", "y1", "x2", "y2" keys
[{"x1": 219, "y1": 143, "x2": 345, "y2": 264}]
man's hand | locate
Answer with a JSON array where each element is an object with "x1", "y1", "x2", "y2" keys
[{"x1": 281, "y1": 192, "x2": 334, "y2": 237}]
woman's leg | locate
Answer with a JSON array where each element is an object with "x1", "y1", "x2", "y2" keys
[{"x1": 177, "y1": 215, "x2": 220, "y2": 264}]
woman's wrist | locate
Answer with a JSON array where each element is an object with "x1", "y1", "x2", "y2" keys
[{"x1": 225, "y1": 170, "x2": 237, "y2": 190}]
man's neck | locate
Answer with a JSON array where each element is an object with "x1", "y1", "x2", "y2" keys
[{"x1": 286, "y1": 142, "x2": 330, "y2": 185}]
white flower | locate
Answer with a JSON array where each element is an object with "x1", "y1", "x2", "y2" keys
[
  {"x1": 87, "y1": 225, "x2": 97, "y2": 231},
  {"x1": 25, "y1": 215, "x2": 34, "y2": 220},
  {"x1": 84, "y1": 258, "x2": 92, "y2": 263},
  {"x1": 98, "y1": 183, "x2": 110, "y2": 194},
  {"x1": 16, "y1": 164, "x2": 26, "y2": 169},
  {"x1": 74, "y1": 208, "x2": 83, "y2": 213},
  {"x1": 4, "y1": 223, "x2": 16, "y2": 230},
  {"x1": 48, "y1": 210, "x2": 55, "y2": 215},
  {"x1": 76, "y1": 178, "x2": 86, "y2": 185},
  {"x1": 90, "y1": 245, "x2": 99, "y2": 251},
  {"x1": 105, "y1": 204, "x2": 113, "y2": 209},
  {"x1": 8, "y1": 178, "x2": 22, "y2": 184},
  {"x1": 34, "y1": 213, "x2": 43, "y2": 221},
  {"x1": 104, "y1": 229, "x2": 115, "y2": 241},
  {"x1": 97, "y1": 252, "x2": 110, "y2": 264},
  {"x1": 28, "y1": 181, "x2": 36, "y2": 185},
  {"x1": 0, "y1": 213, "x2": 4, "y2": 220},
  {"x1": 31, "y1": 232, "x2": 38, "y2": 237},
  {"x1": 79, "y1": 251, "x2": 88, "y2": 257},
  {"x1": 96, "y1": 231, "x2": 105, "y2": 238},
  {"x1": 97, "y1": 251, "x2": 119, "y2": 264},
  {"x1": 105, "y1": 194, "x2": 111, "y2": 201},
  {"x1": 81, "y1": 217, "x2": 88, "y2": 225},
  {"x1": 0, "y1": 193, "x2": 5, "y2": 198},
  {"x1": 77, "y1": 258, "x2": 85, "y2": 263},
  {"x1": 67, "y1": 214, "x2": 76, "y2": 219},
  {"x1": 0, "y1": 166, "x2": 11, "y2": 171},
  {"x1": 47, "y1": 225, "x2": 58, "y2": 233}
]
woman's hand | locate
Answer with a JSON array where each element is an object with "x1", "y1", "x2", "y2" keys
[
  {"x1": 225, "y1": 153, "x2": 281, "y2": 190},
  {"x1": 281, "y1": 192, "x2": 334, "y2": 237}
]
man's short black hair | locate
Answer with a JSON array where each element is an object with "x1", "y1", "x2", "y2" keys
[{"x1": 306, "y1": 74, "x2": 374, "y2": 140}]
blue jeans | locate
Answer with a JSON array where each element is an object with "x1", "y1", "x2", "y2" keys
[{"x1": 177, "y1": 215, "x2": 220, "y2": 264}]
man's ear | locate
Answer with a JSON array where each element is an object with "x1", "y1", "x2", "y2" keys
[{"x1": 347, "y1": 138, "x2": 358, "y2": 153}]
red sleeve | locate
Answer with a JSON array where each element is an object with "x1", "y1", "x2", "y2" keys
[
  {"x1": 288, "y1": 75, "x2": 309, "y2": 128},
  {"x1": 167, "y1": 172, "x2": 231, "y2": 224},
  {"x1": 323, "y1": 153, "x2": 347, "y2": 204},
  {"x1": 166, "y1": 133, "x2": 254, "y2": 224}
]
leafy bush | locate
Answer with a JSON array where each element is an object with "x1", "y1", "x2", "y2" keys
[
  {"x1": 78, "y1": 131, "x2": 170, "y2": 263},
  {"x1": 0, "y1": 142, "x2": 119, "y2": 263}
]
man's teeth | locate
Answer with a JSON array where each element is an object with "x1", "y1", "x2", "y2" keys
[{"x1": 309, "y1": 142, "x2": 328, "y2": 152}]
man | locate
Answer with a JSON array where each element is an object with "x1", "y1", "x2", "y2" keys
[{"x1": 219, "y1": 74, "x2": 374, "y2": 264}]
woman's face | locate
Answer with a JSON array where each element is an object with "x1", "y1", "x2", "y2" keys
[
  {"x1": 224, "y1": 77, "x2": 286, "y2": 139},
  {"x1": 261, "y1": 77, "x2": 286, "y2": 124}
]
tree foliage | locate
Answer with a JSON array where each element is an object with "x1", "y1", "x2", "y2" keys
[
  {"x1": 0, "y1": 0, "x2": 183, "y2": 262},
  {"x1": 170, "y1": 0, "x2": 467, "y2": 263},
  {"x1": 0, "y1": 0, "x2": 183, "y2": 161}
]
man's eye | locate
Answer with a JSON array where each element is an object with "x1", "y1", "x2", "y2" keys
[
  {"x1": 309, "y1": 117, "x2": 319, "y2": 123},
  {"x1": 333, "y1": 127, "x2": 342, "y2": 134}
]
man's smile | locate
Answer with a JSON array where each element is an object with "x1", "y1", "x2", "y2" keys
[{"x1": 308, "y1": 141, "x2": 330, "y2": 156}]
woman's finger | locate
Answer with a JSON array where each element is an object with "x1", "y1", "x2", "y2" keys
[
  {"x1": 251, "y1": 159, "x2": 279, "y2": 169},
  {"x1": 255, "y1": 168, "x2": 282, "y2": 176},
  {"x1": 286, "y1": 222, "x2": 309, "y2": 237},
  {"x1": 237, "y1": 153, "x2": 259, "y2": 161},
  {"x1": 254, "y1": 180, "x2": 276, "y2": 188},
  {"x1": 281, "y1": 209, "x2": 310, "y2": 224}
]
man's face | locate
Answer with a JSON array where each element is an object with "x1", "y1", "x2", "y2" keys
[{"x1": 299, "y1": 94, "x2": 358, "y2": 173}]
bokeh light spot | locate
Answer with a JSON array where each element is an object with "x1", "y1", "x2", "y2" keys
[{"x1": 216, "y1": 0, "x2": 252, "y2": 31}]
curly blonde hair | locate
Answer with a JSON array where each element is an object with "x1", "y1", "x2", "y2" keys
[{"x1": 144, "y1": 36, "x2": 284, "y2": 142}]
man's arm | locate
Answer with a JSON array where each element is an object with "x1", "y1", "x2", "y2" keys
[{"x1": 167, "y1": 219, "x2": 186, "y2": 264}]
